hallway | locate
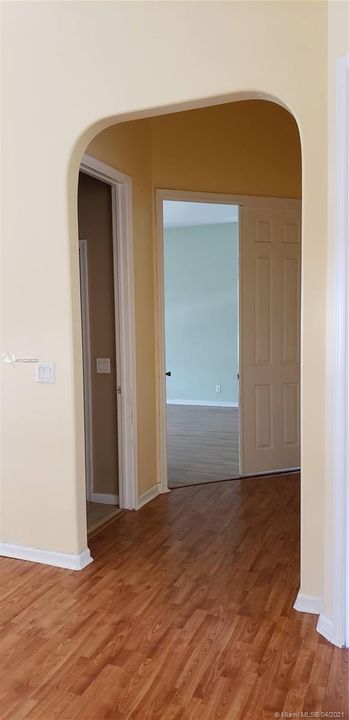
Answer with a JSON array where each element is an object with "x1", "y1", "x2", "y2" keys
[{"x1": 0, "y1": 474, "x2": 347, "y2": 719}]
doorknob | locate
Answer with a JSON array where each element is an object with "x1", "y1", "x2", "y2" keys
[{"x1": 166, "y1": 371, "x2": 172, "y2": 377}]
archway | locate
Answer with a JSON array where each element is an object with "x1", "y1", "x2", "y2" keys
[{"x1": 74, "y1": 96, "x2": 303, "y2": 576}]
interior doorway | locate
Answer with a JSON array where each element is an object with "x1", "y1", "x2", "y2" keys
[
  {"x1": 163, "y1": 200, "x2": 240, "y2": 488},
  {"x1": 77, "y1": 152, "x2": 138, "y2": 541},
  {"x1": 78, "y1": 171, "x2": 123, "y2": 533},
  {"x1": 157, "y1": 190, "x2": 301, "y2": 491}
]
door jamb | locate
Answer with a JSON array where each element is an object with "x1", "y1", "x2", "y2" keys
[
  {"x1": 79, "y1": 153, "x2": 138, "y2": 510},
  {"x1": 78, "y1": 238, "x2": 93, "y2": 503},
  {"x1": 155, "y1": 189, "x2": 300, "y2": 494}
]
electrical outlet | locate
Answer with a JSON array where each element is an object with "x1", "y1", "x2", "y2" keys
[
  {"x1": 96, "y1": 358, "x2": 111, "y2": 374},
  {"x1": 36, "y1": 362, "x2": 55, "y2": 384},
  {"x1": 215, "y1": 384, "x2": 221, "y2": 393}
]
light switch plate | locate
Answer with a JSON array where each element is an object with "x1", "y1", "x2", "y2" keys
[
  {"x1": 96, "y1": 357, "x2": 111, "y2": 374},
  {"x1": 36, "y1": 362, "x2": 55, "y2": 384}
]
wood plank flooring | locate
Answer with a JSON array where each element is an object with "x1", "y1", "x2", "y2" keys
[
  {"x1": 86, "y1": 501, "x2": 123, "y2": 534},
  {"x1": 0, "y1": 473, "x2": 348, "y2": 719},
  {"x1": 167, "y1": 404, "x2": 240, "y2": 487}
]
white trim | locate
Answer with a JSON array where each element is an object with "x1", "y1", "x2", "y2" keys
[
  {"x1": 0, "y1": 543, "x2": 93, "y2": 571},
  {"x1": 166, "y1": 400, "x2": 239, "y2": 408},
  {"x1": 78, "y1": 239, "x2": 93, "y2": 502},
  {"x1": 321, "y1": 55, "x2": 349, "y2": 649},
  {"x1": 156, "y1": 189, "x2": 301, "y2": 495},
  {"x1": 80, "y1": 154, "x2": 138, "y2": 512},
  {"x1": 317, "y1": 615, "x2": 336, "y2": 646},
  {"x1": 137, "y1": 484, "x2": 162, "y2": 510},
  {"x1": 81, "y1": 154, "x2": 131, "y2": 189},
  {"x1": 293, "y1": 592, "x2": 322, "y2": 615},
  {"x1": 111, "y1": 184, "x2": 124, "y2": 510},
  {"x1": 156, "y1": 194, "x2": 169, "y2": 495},
  {"x1": 91, "y1": 493, "x2": 119, "y2": 505},
  {"x1": 157, "y1": 189, "x2": 300, "y2": 210},
  {"x1": 238, "y1": 208, "x2": 243, "y2": 474}
]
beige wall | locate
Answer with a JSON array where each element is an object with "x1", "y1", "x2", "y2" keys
[
  {"x1": 78, "y1": 172, "x2": 118, "y2": 496},
  {"x1": 151, "y1": 100, "x2": 301, "y2": 197},
  {"x1": 0, "y1": 0, "x2": 340, "y2": 615}
]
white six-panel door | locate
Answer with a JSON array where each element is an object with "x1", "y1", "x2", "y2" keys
[{"x1": 240, "y1": 203, "x2": 301, "y2": 475}]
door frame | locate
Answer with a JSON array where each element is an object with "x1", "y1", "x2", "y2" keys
[
  {"x1": 155, "y1": 188, "x2": 301, "y2": 493},
  {"x1": 78, "y1": 238, "x2": 93, "y2": 502},
  {"x1": 79, "y1": 153, "x2": 138, "y2": 510}
]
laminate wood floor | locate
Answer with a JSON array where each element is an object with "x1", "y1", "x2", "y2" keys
[
  {"x1": 86, "y1": 501, "x2": 123, "y2": 534},
  {"x1": 0, "y1": 473, "x2": 347, "y2": 719},
  {"x1": 167, "y1": 404, "x2": 240, "y2": 487}
]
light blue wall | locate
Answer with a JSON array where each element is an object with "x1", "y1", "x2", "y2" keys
[{"x1": 164, "y1": 222, "x2": 238, "y2": 405}]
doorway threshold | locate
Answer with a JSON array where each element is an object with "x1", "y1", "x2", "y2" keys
[
  {"x1": 169, "y1": 467, "x2": 300, "y2": 490},
  {"x1": 87, "y1": 504, "x2": 126, "y2": 538}
]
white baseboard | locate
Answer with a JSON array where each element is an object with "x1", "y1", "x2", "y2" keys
[
  {"x1": 0, "y1": 543, "x2": 93, "y2": 571},
  {"x1": 166, "y1": 400, "x2": 239, "y2": 408},
  {"x1": 316, "y1": 614, "x2": 339, "y2": 646},
  {"x1": 91, "y1": 493, "x2": 118, "y2": 505},
  {"x1": 295, "y1": 595, "x2": 345, "y2": 648},
  {"x1": 293, "y1": 591, "x2": 322, "y2": 615},
  {"x1": 137, "y1": 483, "x2": 163, "y2": 510}
]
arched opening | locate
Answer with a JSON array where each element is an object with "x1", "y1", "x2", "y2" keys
[
  {"x1": 74, "y1": 96, "x2": 302, "y2": 550},
  {"x1": 3, "y1": 7, "x2": 348, "y2": 716}
]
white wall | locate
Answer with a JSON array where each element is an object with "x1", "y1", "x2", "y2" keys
[{"x1": 321, "y1": 0, "x2": 349, "y2": 640}]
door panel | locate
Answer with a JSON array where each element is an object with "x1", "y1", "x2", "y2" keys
[
  {"x1": 240, "y1": 204, "x2": 301, "y2": 475},
  {"x1": 255, "y1": 384, "x2": 272, "y2": 449},
  {"x1": 254, "y1": 256, "x2": 272, "y2": 365}
]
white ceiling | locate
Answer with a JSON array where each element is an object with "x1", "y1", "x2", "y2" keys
[{"x1": 163, "y1": 201, "x2": 239, "y2": 228}]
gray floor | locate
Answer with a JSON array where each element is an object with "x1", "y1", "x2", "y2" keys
[
  {"x1": 86, "y1": 501, "x2": 122, "y2": 533},
  {"x1": 166, "y1": 404, "x2": 240, "y2": 488}
]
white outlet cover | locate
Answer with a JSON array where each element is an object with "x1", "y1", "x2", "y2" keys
[
  {"x1": 96, "y1": 358, "x2": 111, "y2": 374},
  {"x1": 36, "y1": 362, "x2": 55, "y2": 384}
]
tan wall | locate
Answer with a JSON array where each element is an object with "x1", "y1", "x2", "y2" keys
[
  {"x1": 0, "y1": 0, "x2": 336, "y2": 610},
  {"x1": 78, "y1": 172, "x2": 118, "y2": 496},
  {"x1": 151, "y1": 100, "x2": 301, "y2": 197}
]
